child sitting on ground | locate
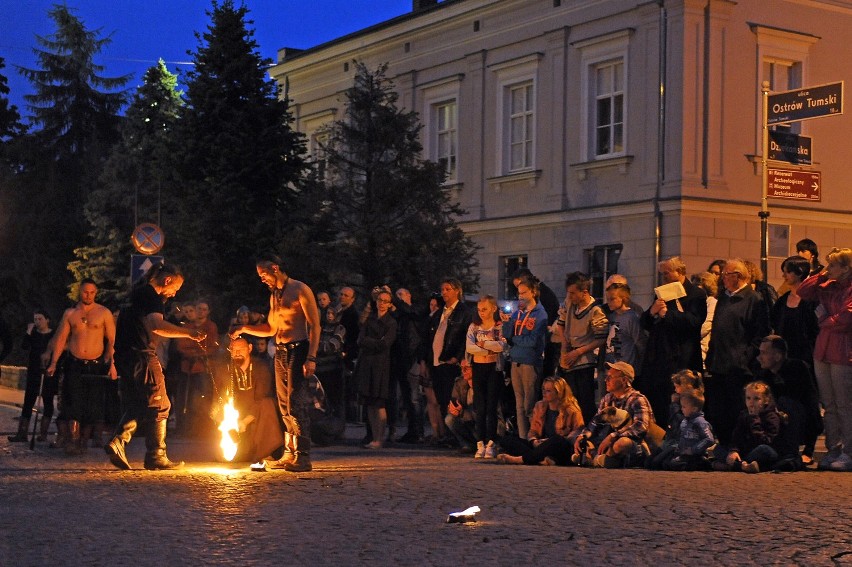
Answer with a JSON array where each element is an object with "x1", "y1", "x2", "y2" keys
[
  {"x1": 661, "y1": 390, "x2": 715, "y2": 471},
  {"x1": 721, "y1": 381, "x2": 798, "y2": 473},
  {"x1": 648, "y1": 369, "x2": 704, "y2": 469}
]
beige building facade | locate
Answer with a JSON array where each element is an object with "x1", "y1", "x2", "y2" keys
[{"x1": 270, "y1": 0, "x2": 852, "y2": 305}]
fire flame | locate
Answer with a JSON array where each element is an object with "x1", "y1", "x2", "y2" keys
[{"x1": 218, "y1": 397, "x2": 240, "y2": 462}]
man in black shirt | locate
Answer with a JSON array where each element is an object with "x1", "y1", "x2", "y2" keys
[{"x1": 106, "y1": 263, "x2": 206, "y2": 470}]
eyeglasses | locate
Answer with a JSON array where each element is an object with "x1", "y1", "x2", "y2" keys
[{"x1": 377, "y1": 299, "x2": 392, "y2": 304}]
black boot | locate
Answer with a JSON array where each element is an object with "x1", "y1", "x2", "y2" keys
[
  {"x1": 37, "y1": 416, "x2": 51, "y2": 442},
  {"x1": 144, "y1": 419, "x2": 183, "y2": 470},
  {"x1": 105, "y1": 417, "x2": 137, "y2": 470},
  {"x1": 65, "y1": 420, "x2": 82, "y2": 455},
  {"x1": 7, "y1": 416, "x2": 30, "y2": 442},
  {"x1": 284, "y1": 435, "x2": 312, "y2": 472}
]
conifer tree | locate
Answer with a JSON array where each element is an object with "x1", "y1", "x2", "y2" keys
[
  {"x1": 172, "y1": 0, "x2": 307, "y2": 313},
  {"x1": 308, "y1": 62, "x2": 479, "y2": 299}
]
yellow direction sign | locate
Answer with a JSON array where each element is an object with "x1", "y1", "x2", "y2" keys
[{"x1": 131, "y1": 223, "x2": 165, "y2": 255}]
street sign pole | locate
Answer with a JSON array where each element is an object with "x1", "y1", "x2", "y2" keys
[{"x1": 760, "y1": 81, "x2": 770, "y2": 279}]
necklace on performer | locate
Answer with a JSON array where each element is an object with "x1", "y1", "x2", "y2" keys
[{"x1": 273, "y1": 276, "x2": 290, "y2": 305}]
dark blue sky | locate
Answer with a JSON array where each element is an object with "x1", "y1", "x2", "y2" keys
[{"x1": 1, "y1": 0, "x2": 413, "y2": 119}]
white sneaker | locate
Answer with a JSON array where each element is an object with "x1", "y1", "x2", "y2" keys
[
  {"x1": 484, "y1": 440, "x2": 497, "y2": 459},
  {"x1": 474, "y1": 441, "x2": 486, "y2": 459},
  {"x1": 818, "y1": 446, "x2": 843, "y2": 470},
  {"x1": 829, "y1": 453, "x2": 852, "y2": 472}
]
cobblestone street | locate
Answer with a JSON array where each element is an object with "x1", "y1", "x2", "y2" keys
[{"x1": 2, "y1": 390, "x2": 851, "y2": 566}]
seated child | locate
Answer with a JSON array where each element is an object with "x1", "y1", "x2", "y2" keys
[
  {"x1": 661, "y1": 390, "x2": 715, "y2": 471},
  {"x1": 648, "y1": 369, "x2": 704, "y2": 470},
  {"x1": 721, "y1": 381, "x2": 799, "y2": 473}
]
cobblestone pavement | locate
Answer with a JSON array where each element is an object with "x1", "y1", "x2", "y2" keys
[{"x1": 2, "y1": 394, "x2": 851, "y2": 566}]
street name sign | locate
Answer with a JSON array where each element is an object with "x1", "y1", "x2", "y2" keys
[
  {"x1": 767, "y1": 81, "x2": 843, "y2": 125},
  {"x1": 767, "y1": 168, "x2": 821, "y2": 201},
  {"x1": 768, "y1": 131, "x2": 812, "y2": 165}
]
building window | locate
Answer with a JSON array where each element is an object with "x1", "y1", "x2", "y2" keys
[
  {"x1": 594, "y1": 60, "x2": 624, "y2": 157},
  {"x1": 490, "y1": 53, "x2": 541, "y2": 176},
  {"x1": 499, "y1": 255, "x2": 527, "y2": 301},
  {"x1": 435, "y1": 101, "x2": 457, "y2": 180},
  {"x1": 584, "y1": 243, "x2": 622, "y2": 299},
  {"x1": 311, "y1": 130, "x2": 330, "y2": 179},
  {"x1": 764, "y1": 58, "x2": 803, "y2": 134},
  {"x1": 574, "y1": 30, "x2": 630, "y2": 163},
  {"x1": 509, "y1": 83, "x2": 534, "y2": 171}
]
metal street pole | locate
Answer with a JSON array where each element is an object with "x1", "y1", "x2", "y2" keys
[{"x1": 760, "y1": 80, "x2": 770, "y2": 279}]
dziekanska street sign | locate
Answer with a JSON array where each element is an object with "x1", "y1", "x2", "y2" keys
[{"x1": 767, "y1": 81, "x2": 843, "y2": 125}]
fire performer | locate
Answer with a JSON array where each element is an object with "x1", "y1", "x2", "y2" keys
[
  {"x1": 105, "y1": 263, "x2": 206, "y2": 470},
  {"x1": 230, "y1": 254, "x2": 320, "y2": 472}
]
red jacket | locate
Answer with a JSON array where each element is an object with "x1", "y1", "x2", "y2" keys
[{"x1": 798, "y1": 273, "x2": 852, "y2": 366}]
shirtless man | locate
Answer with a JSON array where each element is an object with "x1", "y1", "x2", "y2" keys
[
  {"x1": 230, "y1": 254, "x2": 320, "y2": 472},
  {"x1": 47, "y1": 278, "x2": 117, "y2": 455}
]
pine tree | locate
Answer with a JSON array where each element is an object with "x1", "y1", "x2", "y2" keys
[
  {"x1": 308, "y1": 62, "x2": 479, "y2": 299},
  {"x1": 8, "y1": 5, "x2": 128, "y2": 317},
  {"x1": 69, "y1": 60, "x2": 184, "y2": 308},
  {"x1": 172, "y1": 0, "x2": 307, "y2": 314}
]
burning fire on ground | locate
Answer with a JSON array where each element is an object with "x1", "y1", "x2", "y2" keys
[{"x1": 218, "y1": 397, "x2": 240, "y2": 461}]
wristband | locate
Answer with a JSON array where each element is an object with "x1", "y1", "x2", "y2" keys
[{"x1": 306, "y1": 356, "x2": 317, "y2": 363}]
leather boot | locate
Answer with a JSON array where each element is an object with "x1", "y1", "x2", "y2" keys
[
  {"x1": 269, "y1": 432, "x2": 296, "y2": 468},
  {"x1": 65, "y1": 421, "x2": 82, "y2": 455},
  {"x1": 284, "y1": 435, "x2": 312, "y2": 472},
  {"x1": 37, "y1": 416, "x2": 51, "y2": 442},
  {"x1": 144, "y1": 419, "x2": 183, "y2": 470},
  {"x1": 105, "y1": 416, "x2": 137, "y2": 470},
  {"x1": 7, "y1": 416, "x2": 30, "y2": 442},
  {"x1": 50, "y1": 419, "x2": 69, "y2": 449}
]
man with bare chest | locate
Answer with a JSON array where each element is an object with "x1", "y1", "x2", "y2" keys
[
  {"x1": 230, "y1": 254, "x2": 320, "y2": 472},
  {"x1": 47, "y1": 278, "x2": 117, "y2": 454}
]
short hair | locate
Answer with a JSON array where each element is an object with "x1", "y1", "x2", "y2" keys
[
  {"x1": 780, "y1": 255, "x2": 811, "y2": 282},
  {"x1": 670, "y1": 369, "x2": 704, "y2": 393},
  {"x1": 474, "y1": 295, "x2": 499, "y2": 325},
  {"x1": 256, "y1": 253, "x2": 284, "y2": 270},
  {"x1": 605, "y1": 282, "x2": 631, "y2": 300},
  {"x1": 441, "y1": 277, "x2": 463, "y2": 296},
  {"x1": 795, "y1": 238, "x2": 819, "y2": 258},
  {"x1": 761, "y1": 334, "x2": 788, "y2": 357},
  {"x1": 516, "y1": 274, "x2": 540, "y2": 298},
  {"x1": 826, "y1": 247, "x2": 852, "y2": 269},
  {"x1": 679, "y1": 390, "x2": 705, "y2": 411},
  {"x1": 511, "y1": 267, "x2": 533, "y2": 281},
  {"x1": 690, "y1": 271, "x2": 717, "y2": 298},
  {"x1": 79, "y1": 278, "x2": 97, "y2": 288},
  {"x1": 724, "y1": 258, "x2": 748, "y2": 281},
  {"x1": 708, "y1": 259, "x2": 726, "y2": 273},
  {"x1": 564, "y1": 271, "x2": 591, "y2": 292},
  {"x1": 744, "y1": 380, "x2": 775, "y2": 405},
  {"x1": 34, "y1": 308, "x2": 51, "y2": 321},
  {"x1": 142, "y1": 262, "x2": 183, "y2": 286},
  {"x1": 659, "y1": 256, "x2": 687, "y2": 276}
]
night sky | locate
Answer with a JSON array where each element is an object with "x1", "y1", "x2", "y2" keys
[{"x1": 1, "y1": 0, "x2": 413, "y2": 117}]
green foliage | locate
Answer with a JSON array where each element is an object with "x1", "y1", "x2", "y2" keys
[
  {"x1": 2, "y1": 5, "x2": 127, "y2": 320},
  {"x1": 297, "y1": 62, "x2": 479, "y2": 301},
  {"x1": 72, "y1": 60, "x2": 184, "y2": 308},
  {"x1": 168, "y1": 0, "x2": 307, "y2": 316}
]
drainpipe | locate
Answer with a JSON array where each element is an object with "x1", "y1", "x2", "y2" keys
[{"x1": 653, "y1": 0, "x2": 667, "y2": 287}]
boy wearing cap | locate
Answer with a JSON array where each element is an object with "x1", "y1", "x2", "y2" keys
[{"x1": 572, "y1": 361, "x2": 655, "y2": 468}]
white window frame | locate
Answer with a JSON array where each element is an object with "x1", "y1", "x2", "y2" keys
[
  {"x1": 434, "y1": 100, "x2": 458, "y2": 181},
  {"x1": 752, "y1": 25, "x2": 817, "y2": 150},
  {"x1": 508, "y1": 83, "x2": 534, "y2": 172},
  {"x1": 592, "y1": 60, "x2": 625, "y2": 158},
  {"x1": 420, "y1": 75, "x2": 463, "y2": 185},
  {"x1": 490, "y1": 53, "x2": 542, "y2": 176},
  {"x1": 575, "y1": 30, "x2": 630, "y2": 162}
]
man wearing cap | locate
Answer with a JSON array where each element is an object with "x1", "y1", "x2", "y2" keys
[{"x1": 572, "y1": 361, "x2": 655, "y2": 468}]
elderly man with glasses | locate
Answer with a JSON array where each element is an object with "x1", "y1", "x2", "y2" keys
[{"x1": 705, "y1": 258, "x2": 771, "y2": 445}]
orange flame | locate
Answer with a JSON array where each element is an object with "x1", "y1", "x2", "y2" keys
[{"x1": 218, "y1": 397, "x2": 240, "y2": 462}]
